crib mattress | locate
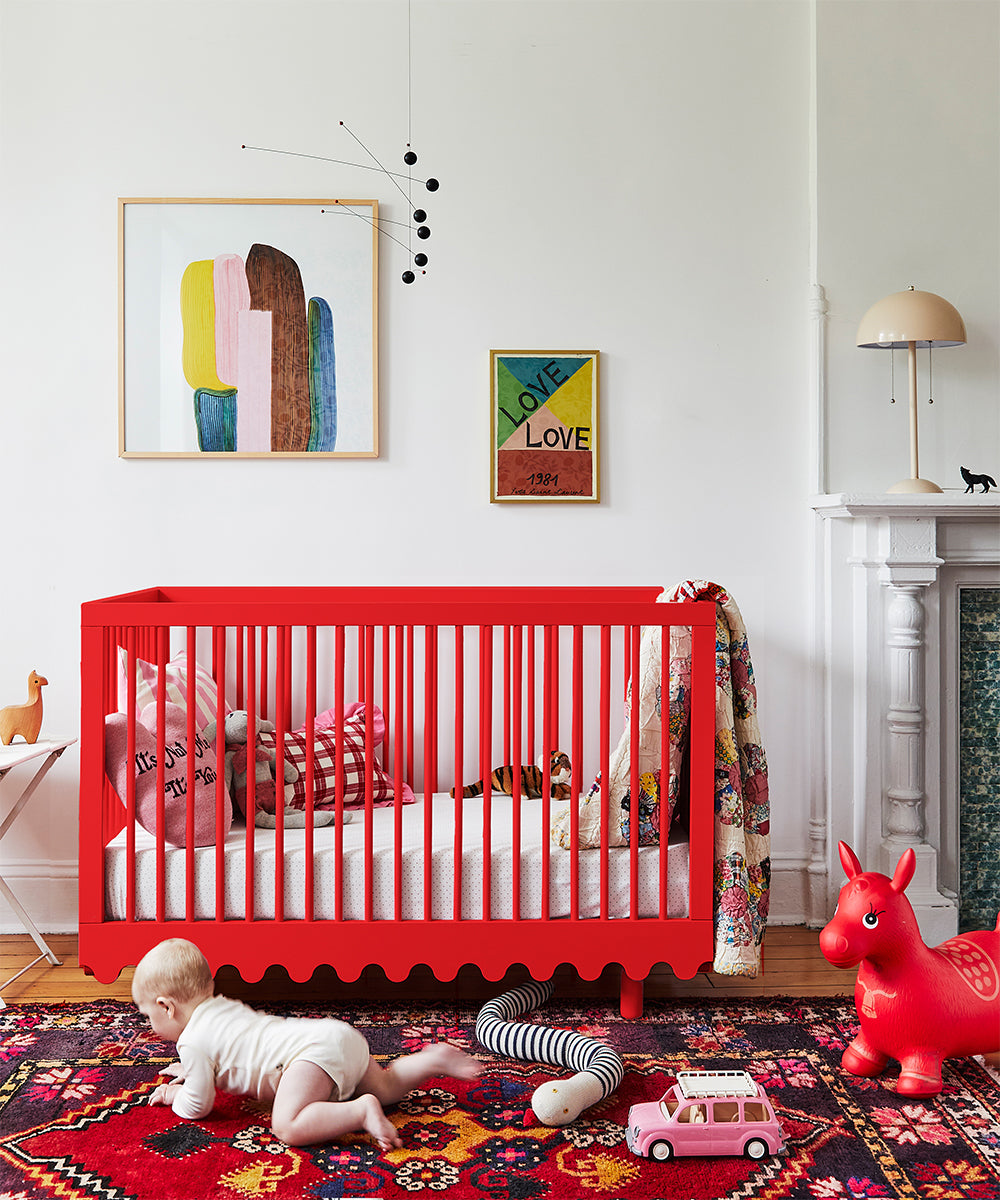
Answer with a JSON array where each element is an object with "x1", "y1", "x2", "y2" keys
[{"x1": 104, "y1": 794, "x2": 690, "y2": 922}]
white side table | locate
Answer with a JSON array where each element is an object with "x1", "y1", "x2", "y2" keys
[{"x1": 0, "y1": 737, "x2": 76, "y2": 1006}]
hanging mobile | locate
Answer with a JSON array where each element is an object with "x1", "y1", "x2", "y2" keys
[{"x1": 243, "y1": 1, "x2": 438, "y2": 285}]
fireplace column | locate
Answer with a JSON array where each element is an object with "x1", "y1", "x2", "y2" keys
[
  {"x1": 875, "y1": 517, "x2": 954, "y2": 932},
  {"x1": 879, "y1": 517, "x2": 940, "y2": 850},
  {"x1": 884, "y1": 582, "x2": 930, "y2": 846}
]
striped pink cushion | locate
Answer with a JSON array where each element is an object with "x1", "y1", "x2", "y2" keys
[
  {"x1": 259, "y1": 712, "x2": 412, "y2": 810},
  {"x1": 117, "y1": 648, "x2": 228, "y2": 732}
]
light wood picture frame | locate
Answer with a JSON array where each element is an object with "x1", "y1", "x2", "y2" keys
[
  {"x1": 490, "y1": 350, "x2": 600, "y2": 501},
  {"x1": 119, "y1": 198, "x2": 379, "y2": 457}
]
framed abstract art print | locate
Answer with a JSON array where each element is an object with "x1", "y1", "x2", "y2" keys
[{"x1": 119, "y1": 197, "x2": 378, "y2": 457}]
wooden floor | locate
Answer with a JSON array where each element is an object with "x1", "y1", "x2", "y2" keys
[{"x1": 1, "y1": 927, "x2": 852, "y2": 1008}]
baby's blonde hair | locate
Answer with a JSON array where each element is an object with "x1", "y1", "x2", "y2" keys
[{"x1": 132, "y1": 938, "x2": 214, "y2": 1004}]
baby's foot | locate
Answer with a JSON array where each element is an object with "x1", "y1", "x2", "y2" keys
[
  {"x1": 420, "y1": 1042, "x2": 481, "y2": 1081},
  {"x1": 359, "y1": 1093, "x2": 401, "y2": 1151}
]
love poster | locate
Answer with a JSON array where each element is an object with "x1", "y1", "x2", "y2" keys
[{"x1": 490, "y1": 351, "x2": 599, "y2": 501}]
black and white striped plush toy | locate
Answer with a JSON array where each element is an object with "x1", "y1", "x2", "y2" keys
[{"x1": 475, "y1": 979, "x2": 624, "y2": 1126}]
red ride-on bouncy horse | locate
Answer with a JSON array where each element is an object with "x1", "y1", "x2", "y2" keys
[{"x1": 820, "y1": 841, "x2": 1000, "y2": 1097}]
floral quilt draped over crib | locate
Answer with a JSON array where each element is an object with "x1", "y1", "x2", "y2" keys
[{"x1": 551, "y1": 580, "x2": 770, "y2": 976}]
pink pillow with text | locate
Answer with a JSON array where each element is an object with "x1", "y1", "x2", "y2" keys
[{"x1": 104, "y1": 702, "x2": 231, "y2": 846}]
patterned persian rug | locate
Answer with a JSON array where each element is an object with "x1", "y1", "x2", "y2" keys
[{"x1": 0, "y1": 996, "x2": 997, "y2": 1199}]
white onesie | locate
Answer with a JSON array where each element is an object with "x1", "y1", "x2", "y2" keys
[{"x1": 171, "y1": 995, "x2": 371, "y2": 1120}]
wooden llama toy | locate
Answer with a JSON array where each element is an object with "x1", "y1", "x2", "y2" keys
[
  {"x1": 0, "y1": 670, "x2": 48, "y2": 745},
  {"x1": 820, "y1": 841, "x2": 1000, "y2": 1096}
]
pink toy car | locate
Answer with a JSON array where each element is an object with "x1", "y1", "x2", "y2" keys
[{"x1": 625, "y1": 1070, "x2": 785, "y2": 1161}]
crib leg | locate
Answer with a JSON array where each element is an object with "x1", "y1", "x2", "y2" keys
[{"x1": 619, "y1": 970, "x2": 644, "y2": 1019}]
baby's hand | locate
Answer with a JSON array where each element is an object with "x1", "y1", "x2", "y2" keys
[
  {"x1": 148, "y1": 1082, "x2": 181, "y2": 1106},
  {"x1": 159, "y1": 1062, "x2": 186, "y2": 1083}
]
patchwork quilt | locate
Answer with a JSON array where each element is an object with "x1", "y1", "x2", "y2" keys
[{"x1": 552, "y1": 580, "x2": 770, "y2": 976}]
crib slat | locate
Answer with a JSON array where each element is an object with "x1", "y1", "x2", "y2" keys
[
  {"x1": 659, "y1": 622, "x2": 671, "y2": 920},
  {"x1": 394, "y1": 625, "x2": 405, "y2": 923},
  {"x1": 624, "y1": 624, "x2": 631, "y2": 700},
  {"x1": 274, "y1": 625, "x2": 287, "y2": 923},
  {"x1": 78, "y1": 623, "x2": 109, "y2": 927},
  {"x1": 690, "y1": 620, "x2": 716, "y2": 922},
  {"x1": 185, "y1": 627, "x2": 197, "y2": 922},
  {"x1": 364, "y1": 625, "x2": 375, "y2": 924},
  {"x1": 570, "y1": 625, "x2": 583, "y2": 921},
  {"x1": 106, "y1": 628, "x2": 118, "y2": 856},
  {"x1": 405, "y1": 625, "x2": 415, "y2": 786},
  {"x1": 155, "y1": 628, "x2": 167, "y2": 925},
  {"x1": 245, "y1": 628, "x2": 257, "y2": 921},
  {"x1": 540, "y1": 624, "x2": 553, "y2": 923},
  {"x1": 125, "y1": 630, "x2": 137, "y2": 924},
  {"x1": 429, "y1": 625, "x2": 439, "y2": 793},
  {"x1": 424, "y1": 628, "x2": 432, "y2": 916},
  {"x1": 511, "y1": 624, "x2": 522, "y2": 922},
  {"x1": 103, "y1": 629, "x2": 116, "y2": 869},
  {"x1": 211, "y1": 625, "x2": 221, "y2": 701},
  {"x1": 285, "y1": 628, "x2": 293, "y2": 732},
  {"x1": 259, "y1": 625, "x2": 269, "y2": 722},
  {"x1": 480, "y1": 624, "x2": 492, "y2": 921},
  {"x1": 629, "y1": 623, "x2": 640, "y2": 919},
  {"x1": 305, "y1": 625, "x2": 316, "y2": 923},
  {"x1": 334, "y1": 625, "x2": 345, "y2": 922},
  {"x1": 599, "y1": 624, "x2": 610, "y2": 920},
  {"x1": 214, "y1": 627, "x2": 227, "y2": 922},
  {"x1": 502, "y1": 624, "x2": 511, "y2": 764},
  {"x1": 549, "y1": 627, "x2": 559, "y2": 760},
  {"x1": 236, "y1": 625, "x2": 245, "y2": 709},
  {"x1": 381, "y1": 623, "x2": 391, "y2": 783},
  {"x1": 452, "y1": 626, "x2": 464, "y2": 923},
  {"x1": 526, "y1": 625, "x2": 536, "y2": 766}
]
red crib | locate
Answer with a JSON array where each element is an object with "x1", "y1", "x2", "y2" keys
[{"x1": 79, "y1": 587, "x2": 717, "y2": 1017}]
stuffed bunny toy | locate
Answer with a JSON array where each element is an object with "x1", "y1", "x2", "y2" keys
[{"x1": 203, "y1": 711, "x2": 335, "y2": 829}]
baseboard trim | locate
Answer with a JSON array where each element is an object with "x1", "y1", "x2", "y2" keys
[
  {"x1": 767, "y1": 856, "x2": 822, "y2": 926},
  {"x1": 0, "y1": 858, "x2": 828, "y2": 936},
  {"x1": 0, "y1": 860, "x2": 78, "y2": 935}
]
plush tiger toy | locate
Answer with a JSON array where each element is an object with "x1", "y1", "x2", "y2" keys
[{"x1": 450, "y1": 750, "x2": 571, "y2": 800}]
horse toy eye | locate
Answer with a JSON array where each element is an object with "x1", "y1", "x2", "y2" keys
[{"x1": 863, "y1": 911, "x2": 879, "y2": 929}]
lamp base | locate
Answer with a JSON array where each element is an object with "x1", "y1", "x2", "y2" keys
[{"x1": 887, "y1": 477, "x2": 943, "y2": 494}]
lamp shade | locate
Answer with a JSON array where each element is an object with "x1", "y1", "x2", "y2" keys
[{"x1": 857, "y1": 286, "x2": 966, "y2": 349}]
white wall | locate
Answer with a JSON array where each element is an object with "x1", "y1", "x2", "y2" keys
[
  {"x1": 818, "y1": 0, "x2": 1000, "y2": 494},
  {"x1": 1, "y1": 0, "x2": 994, "y2": 938},
  {"x1": 811, "y1": 0, "x2": 1000, "y2": 922}
]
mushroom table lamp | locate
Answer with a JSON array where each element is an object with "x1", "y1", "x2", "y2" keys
[{"x1": 857, "y1": 286, "x2": 966, "y2": 493}]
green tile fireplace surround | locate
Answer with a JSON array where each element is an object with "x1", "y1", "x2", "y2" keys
[{"x1": 959, "y1": 586, "x2": 1000, "y2": 933}]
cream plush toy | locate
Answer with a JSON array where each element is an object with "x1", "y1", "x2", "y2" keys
[{"x1": 476, "y1": 979, "x2": 623, "y2": 1126}]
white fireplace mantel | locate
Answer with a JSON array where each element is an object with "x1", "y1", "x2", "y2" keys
[{"x1": 811, "y1": 492, "x2": 1000, "y2": 942}]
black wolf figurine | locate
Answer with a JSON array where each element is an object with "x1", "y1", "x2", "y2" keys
[{"x1": 961, "y1": 466, "x2": 997, "y2": 494}]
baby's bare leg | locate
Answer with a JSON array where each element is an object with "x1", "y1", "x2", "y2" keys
[
  {"x1": 359, "y1": 1042, "x2": 481, "y2": 1108},
  {"x1": 271, "y1": 1060, "x2": 399, "y2": 1150}
]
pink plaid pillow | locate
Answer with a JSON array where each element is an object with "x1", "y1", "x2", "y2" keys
[
  {"x1": 259, "y1": 711, "x2": 413, "y2": 810},
  {"x1": 117, "y1": 647, "x2": 228, "y2": 732}
]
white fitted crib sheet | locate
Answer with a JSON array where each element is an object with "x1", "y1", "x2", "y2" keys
[{"x1": 104, "y1": 794, "x2": 690, "y2": 922}]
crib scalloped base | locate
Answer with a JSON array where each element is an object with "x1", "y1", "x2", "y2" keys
[{"x1": 79, "y1": 916, "x2": 714, "y2": 1018}]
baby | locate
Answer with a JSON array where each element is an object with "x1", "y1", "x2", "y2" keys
[{"x1": 131, "y1": 938, "x2": 480, "y2": 1150}]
